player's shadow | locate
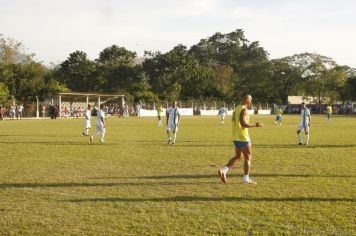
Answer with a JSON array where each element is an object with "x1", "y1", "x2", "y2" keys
[
  {"x1": 0, "y1": 181, "x2": 217, "y2": 189},
  {"x1": 254, "y1": 144, "x2": 356, "y2": 148},
  {"x1": 90, "y1": 173, "x2": 355, "y2": 180},
  {"x1": 0, "y1": 141, "x2": 87, "y2": 146},
  {"x1": 65, "y1": 196, "x2": 356, "y2": 203}
]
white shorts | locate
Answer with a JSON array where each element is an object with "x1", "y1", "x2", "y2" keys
[
  {"x1": 220, "y1": 114, "x2": 226, "y2": 119},
  {"x1": 96, "y1": 125, "x2": 106, "y2": 134},
  {"x1": 85, "y1": 120, "x2": 91, "y2": 129},
  {"x1": 298, "y1": 123, "x2": 310, "y2": 133},
  {"x1": 167, "y1": 122, "x2": 178, "y2": 132}
]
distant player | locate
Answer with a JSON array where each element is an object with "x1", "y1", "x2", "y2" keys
[
  {"x1": 326, "y1": 105, "x2": 332, "y2": 121},
  {"x1": 218, "y1": 93, "x2": 264, "y2": 185},
  {"x1": 83, "y1": 104, "x2": 92, "y2": 136},
  {"x1": 297, "y1": 102, "x2": 311, "y2": 146},
  {"x1": 90, "y1": 104, "x2": 106, "y2": 143},
  {"x1": 218, "y1": 106, "x2": 228, "y2": 124},
  {"x1": 17, "y1": 104, "x2": 24, "y2": 119},
  {"x1": 274, "y1": 107, "x2": 283, "y2": 125},
  {"x1": 166, "y1": 101, "x2": 180, "y2": 144},
  {"x1": 157, "y1": 104, "x2": 164, "y2": 127}
]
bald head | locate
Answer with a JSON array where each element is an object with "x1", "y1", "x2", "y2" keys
[{"x1": 241, "y1": 93, "x2": 252, "y2": 107}]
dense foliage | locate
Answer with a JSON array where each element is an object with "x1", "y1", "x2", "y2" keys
[{"x1": 0, "y1": 30, "x2": 355, "y2": 104}]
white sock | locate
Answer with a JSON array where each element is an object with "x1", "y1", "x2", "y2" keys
[
  {"x1": 167, "y1": 132, "x2": 171, "y2": 141},
  {"x1": 243, "y1": 175, "x2": 249, "y2": 182},
  {"x1": 173, "y1": 133, "x2": 177, "y2": 143},
  {"x1": 222, "y1": 166, "x2": 229, "y2": 174},
  {"x1": 306, "y1": 135, "x2": 309, "y2": 145},
  {"x1": 297, "y1": 134, "x2": 302, "y2": 143}
]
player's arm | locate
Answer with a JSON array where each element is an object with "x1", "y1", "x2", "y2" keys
[
  {"x1": 239, "y1": 108, "x2": 263, "y2": 128},
  {"x1": 101, "y1": 114, "x2": 105, "y2": 128},
  {"x1": 166, "y1": 111, "x2": 169, "y2": 125},
  {"x1": 177, "y1": 113, "x2": 181, "y2": 126}
]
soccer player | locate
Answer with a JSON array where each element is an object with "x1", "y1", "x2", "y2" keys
[
  {"x1": 83, "y1": 104, "x2": 92, "y2": 136},
  {"x1": 297, "y1": 102, "x2": 311, "y2": 146},
  {"x1": 166, "y1": 101, "x2": 180, "y2": 144},
  {"x1": 326, "y1": 105, "x2": 332, "y2": 121},
  {"x1": 90, "y1": 104, "x2": 106, "y2": 143},
  {"x1": 274, "y1": 107, "x2": 283, "y2": 125},
  {"x1": 157, "y1": 104, "x2": 164, "y2": 127},
  {"x1": 218, "y1": 106, "x2": 228, "y2": 125},
  {"x1": 17, "y1": 104, "x2": 24, "y2": 119},
  {"x1": 218, "y1": 93, "x2": 264, "y2": 185}
]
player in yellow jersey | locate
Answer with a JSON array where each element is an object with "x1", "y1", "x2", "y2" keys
[
  {"x1": 218, "y1": 93, "x2": 264, "y2": 184},
  {"x1": 326, "y1": 105, "x2": 332, "y2": 121},
  {"x1": 274, "y1": 107, "x2": 283, "y2": 125}
]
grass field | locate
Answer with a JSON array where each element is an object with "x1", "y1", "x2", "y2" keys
[{"x1": 0, "y1": 115, "x2": 355, "y2": 235}]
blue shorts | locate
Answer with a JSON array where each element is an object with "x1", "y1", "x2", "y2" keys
[
  {"x1": 233, "y1": 141, "x2": 251, "y2": 148},
  {"x1": 276, "y1": 115, "x2": 282, "y2": 121}
]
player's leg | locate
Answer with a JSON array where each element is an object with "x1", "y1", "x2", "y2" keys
[
  {"x1": 241, "y1": 144, "x2": 256, "y2": 184},
  {"x1": 90, "y1": 126, "x2": 99, "y2": 143},
  {"x1": 297, "y1": 128, "x2": 303, "y2": 145},
  {"x1": 166, "y1": 128, "x2": 171, "y2": 144},
  {"x1": 100, "y1": 127, "x2": 105, "y2": 143},
  {"x1": 172, "y1": 125, "x2": 178, "y2": 144},
  {"x1": 305, "y1": 126, "x2": 310, "y2": 146},
  {"x1": 218, "y1": 146, "x2": 243, "y2": 183}
]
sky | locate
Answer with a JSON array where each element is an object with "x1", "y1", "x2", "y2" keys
[{"x1": 0, "y1": 0, "x2": 355, "y2": 67}]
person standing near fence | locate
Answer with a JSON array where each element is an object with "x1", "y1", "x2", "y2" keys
[
  {"x1": 17, "y1": 104, "x2": 24, "y2": 119},
  {"x1": 157, "y1": 104, "x2": 164, "y2": 127},
  {"x1": 166, "y1": 101, "x2": 181, "y2": 144},
  {"x1": 83, "y1": 104, "x2": 92, "y2": 136}
]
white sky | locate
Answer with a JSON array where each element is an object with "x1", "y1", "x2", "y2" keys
[{"x1": 0, "y1": 0, "x2": 355, "y2": 67}]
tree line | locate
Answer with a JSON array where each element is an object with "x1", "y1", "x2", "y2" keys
[{"x1": 1, "y1": 29, "x2": 355, "y2": 106}]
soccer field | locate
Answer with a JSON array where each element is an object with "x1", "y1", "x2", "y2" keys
[{"x1": 0, "y1": 115, "x2": 355, "y2": 235}]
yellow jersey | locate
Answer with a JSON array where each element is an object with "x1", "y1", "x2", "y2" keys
[
  {"x1": 276, "y1": 108, "x2": 283, "y2": 116},
  {"x1": 232, "y1": 105, "x2": 250, "y2": 142},
  {"x1": 326, "y1": 106, "x2": 332, "y2": 113}
]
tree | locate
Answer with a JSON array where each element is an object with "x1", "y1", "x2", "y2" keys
[
  {"x1": 55, "y1": 51, "x2": 102, "y2": 92},
  {"x1": 0, "y1": 82, "x2": 9, "y2": 104},
  {"x1": 143, "y1": 45, "x2": 219, "y2": 101},
  {"x1": 97, "y1": 45, "x2": 136, "y2": 67},
  {"x1": 0, "y1": 34, "x2": 34, "y2": 64},
  {"x1": 304, "y1": 57, "x2": 347, "y2": 112}
]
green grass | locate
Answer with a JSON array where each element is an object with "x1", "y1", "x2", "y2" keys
[{"x1": 0, "y1": 115, "x2": 355, "y2": 235}]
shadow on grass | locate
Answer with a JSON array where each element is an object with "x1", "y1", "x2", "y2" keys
[
  {"x1": 65, "y1": 195, "x2": 356, "y2": 203},
  {"x1": 0, "y1": 181, "x2": 217, "y2": 189},
  {"x1": 254, "y1": 144, "x2": 356, "y2": 149},
  {"x1": 90, "y1": 173, "x2": 356, "y2": 180}
]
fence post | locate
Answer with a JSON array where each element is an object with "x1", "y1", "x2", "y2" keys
[
  {"x1": 36, "y1": 96, "x2": 39, "y2": 119},
  {"x1": 58, "y1": 95, "x2": 62, "y2": 118}
]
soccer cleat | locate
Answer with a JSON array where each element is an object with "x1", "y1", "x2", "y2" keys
[
  {"x1": 90, "y1": 136, "x2": 93, "y2": 143},
  {"x1": 298, "y1": 143, "x2": 303, "y2": 145},
  {"x1": 218, "y1": 170, "x2": 227, "y2": 184},
  {"x1": 100, "y1": 139, "x2": 105, "y2": 143},
  {"x1": 243, "y1": 179, "x2": 257, "y2": 185}
]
